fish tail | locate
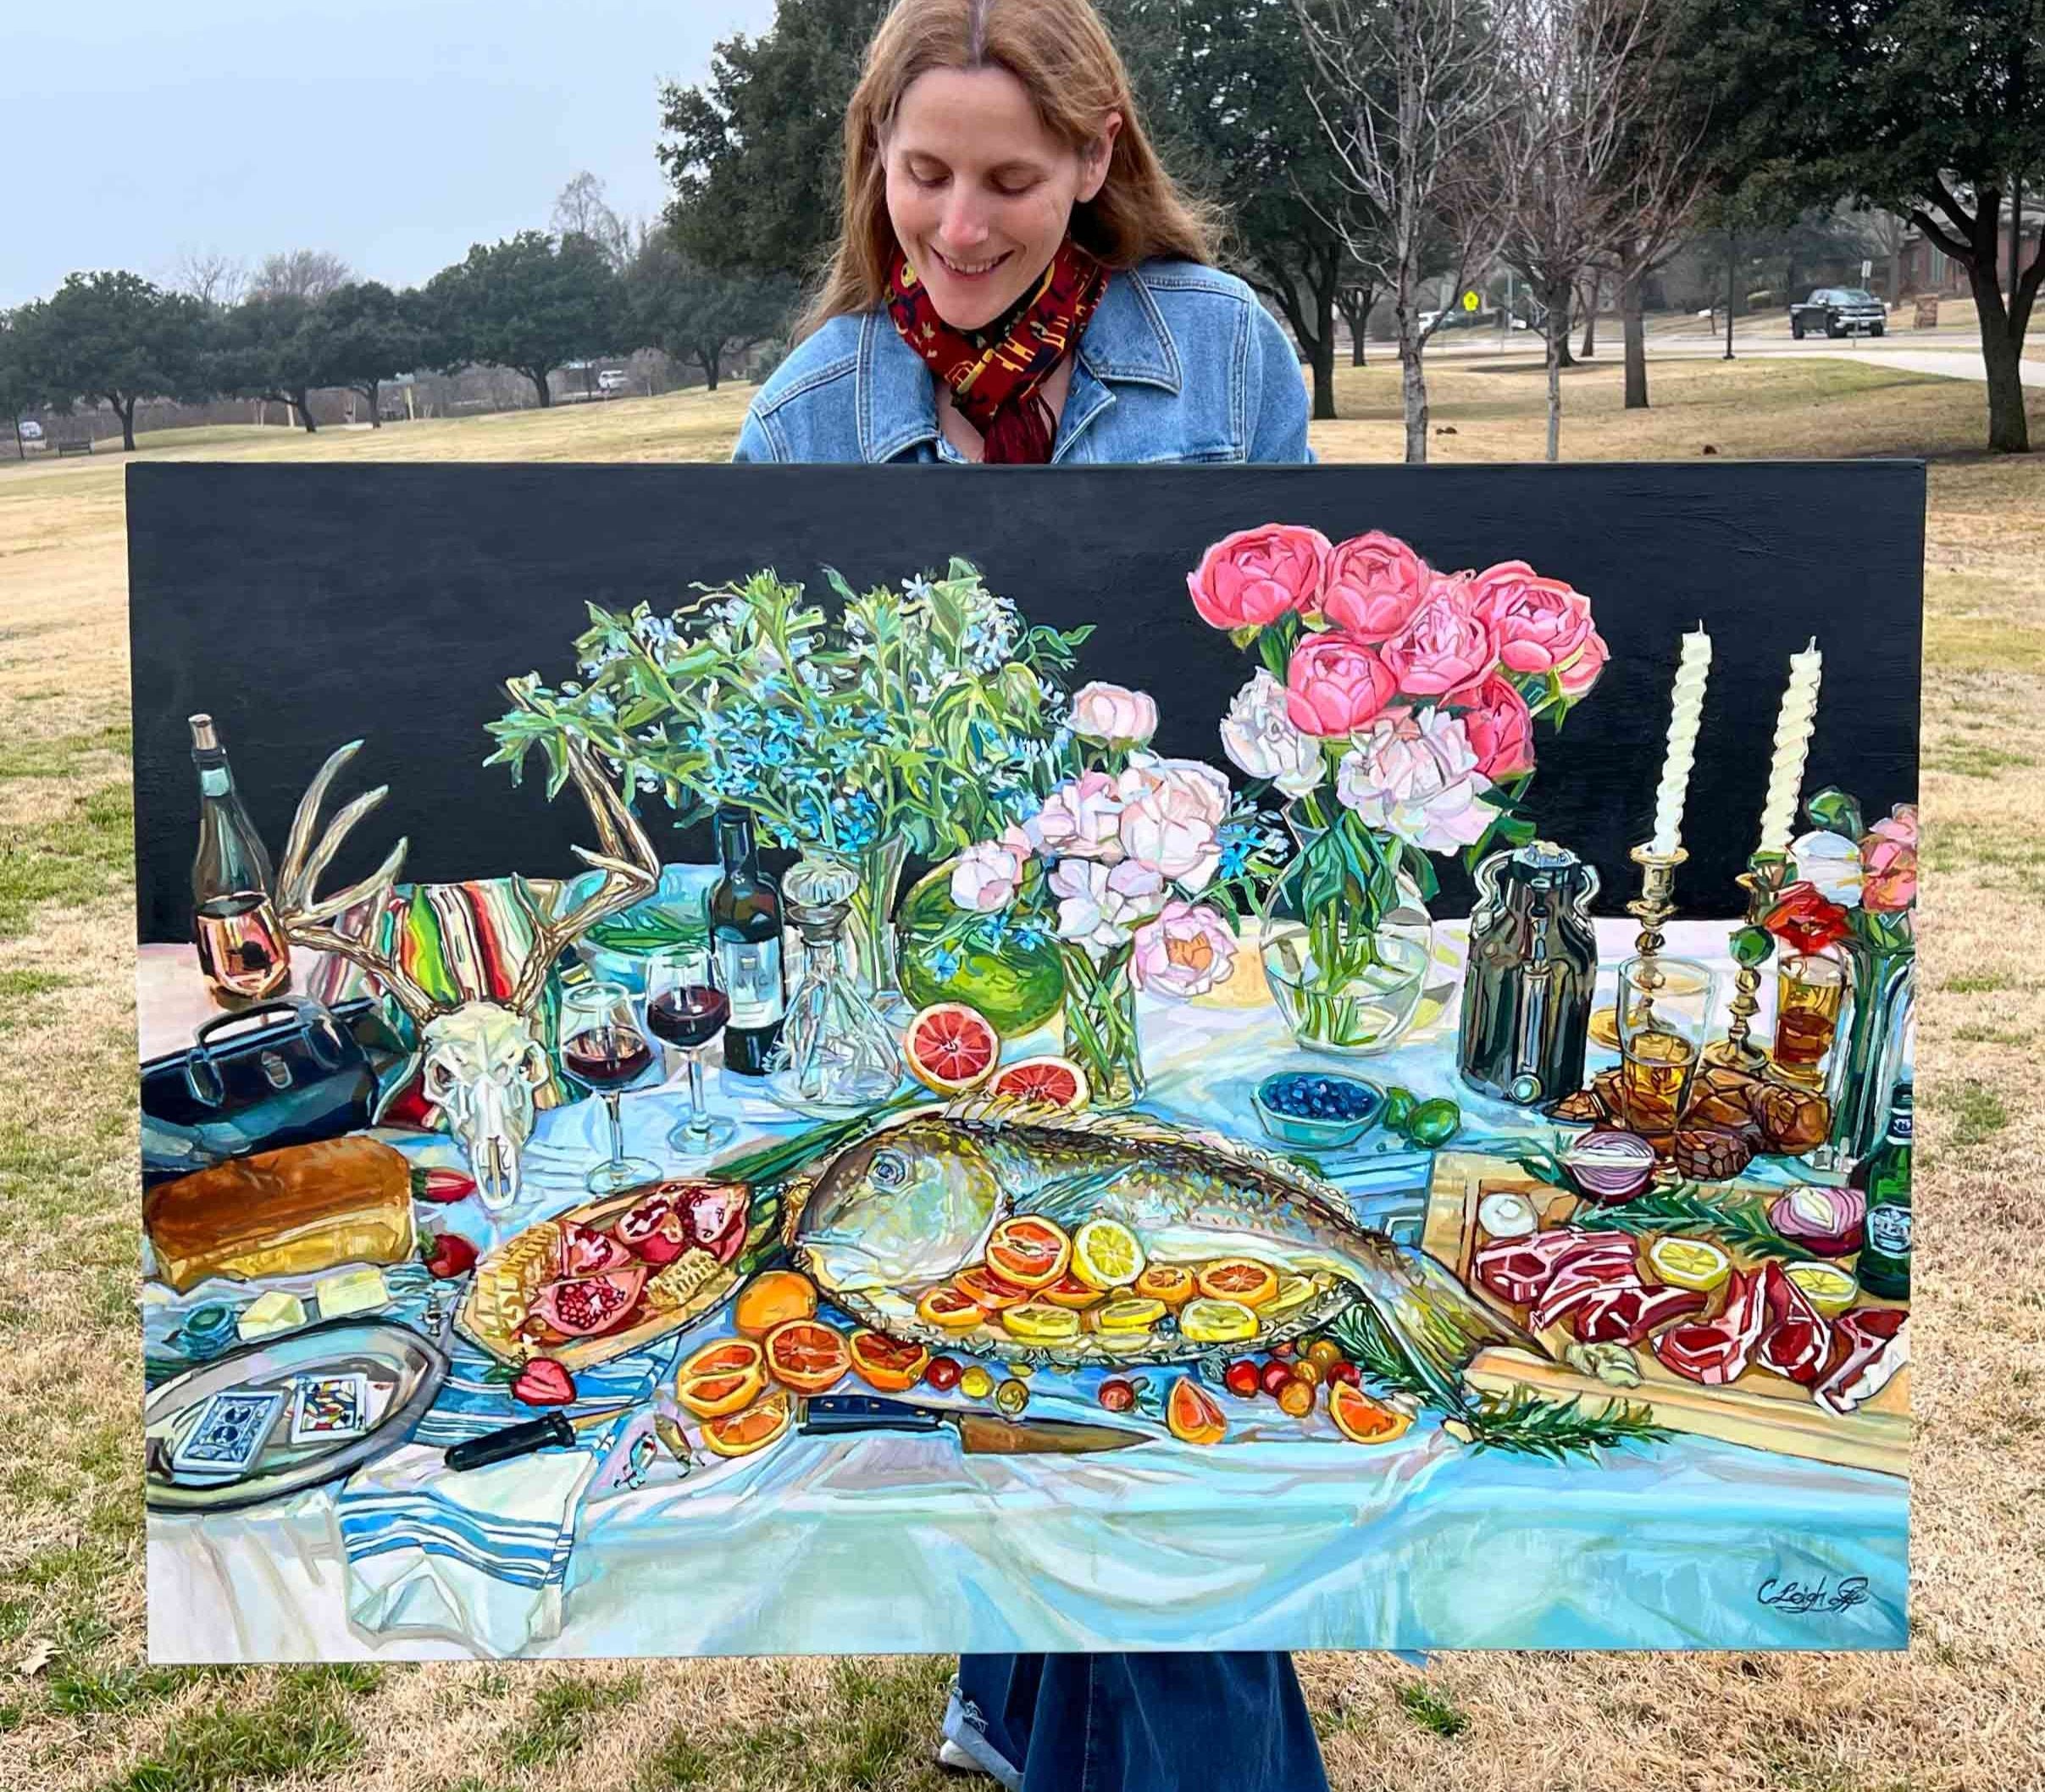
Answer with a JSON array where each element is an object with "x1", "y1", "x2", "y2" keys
[{"x1": 1338, "y1": 1245, "x2": 1538, "y2": 1413}]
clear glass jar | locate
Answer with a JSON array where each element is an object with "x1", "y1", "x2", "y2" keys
[{"x1": 765, "y1": 856, "x2": 905, "y2": 1117}]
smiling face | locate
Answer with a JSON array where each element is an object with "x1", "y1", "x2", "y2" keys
[{"x1": 883, "y1": 64, "x2": 1119, "y2": 332}]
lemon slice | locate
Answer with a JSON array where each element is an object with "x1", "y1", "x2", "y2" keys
[
  {"x1": 1072, "y1": 1218, "x2": 1147, "y2": 1290},
  {"x1": 1786, "y1": 1259, "x2": 1859, "y2": 1316},
  {"x1": 1179, "y1": 1297, "x2": 1261, "y2": 1345},
  {"x1": 1262, "y1": 1273, "x2": 1319, "y2": 1320},
  {"x1": 1001, "y1": 1301, "x2": 1081, "y2": 1342},
  {"x1": 1646, "y1": 1235, "x2": 1731, "y2": 1293},
  {"x1": 1095, "y1": 1295, "x2": 1167, "y2": 1334}
]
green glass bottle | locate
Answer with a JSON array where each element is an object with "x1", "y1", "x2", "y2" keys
[{"x1": 1851, "y1": 1082, "x2": 1911, "y2": 1301}]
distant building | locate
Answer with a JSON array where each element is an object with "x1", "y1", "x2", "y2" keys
[{"x1": 1896, "y1": 203, "x2": 2041, "y2": 297}]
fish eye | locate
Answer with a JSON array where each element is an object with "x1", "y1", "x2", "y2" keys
[{"x1": 869, "y1": 1148, "x2": 911, "y2": 1190}]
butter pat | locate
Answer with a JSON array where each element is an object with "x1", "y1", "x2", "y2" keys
[
  {"x1": 237, "y1": 1290, "x2": 308, "y2": 1341},
  {"x1": 315, "y1": 1268, "x2": 390, "y2": 1319}
]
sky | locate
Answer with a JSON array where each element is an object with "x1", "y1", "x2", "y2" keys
[{"x1": 0, "y1": 0, "x2": 778, "y2": 308}]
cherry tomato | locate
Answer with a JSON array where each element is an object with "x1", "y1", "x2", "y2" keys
[
  {"x1": 1223, "y1": 1359, "x2": 1262, "y2": 1401},
  {"x1": 923, "y1": 1356, "x2": 963, "y2": 1392},
  {"x1": 1099, "y1": 1378, "x2": 1138, "y2": 1414},
  {"x1": 1305, "y1": 1340, "x2": 1344, "y2": 1371},
  {"x1": 1277, "y1": 1379, "x2": 1316, "y2": 1418},
  {"x1": 1259, "y1": 1360, "x2": 1294, "y2": 1399},
  {"x1": 1326, "y1": 1361, "x2": 1361, "y2": 1390},
  {"x1": 1290, "y1": 1358, "x2": 1324, "y2": 1388},
  {"x1": 1271, "y1": 1341, "x2": 1296, "y2": 1361}
]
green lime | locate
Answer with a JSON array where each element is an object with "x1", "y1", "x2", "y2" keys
[
  {"x1": 1405, "y1": 1098, "x2": 1462, "y2": 1149},
  {"x1": 1730, "y1": 925, "x2": 1776, "y2": 968},
  {"x1": 897, "y1": 861, "x2": 1065, "y2": 1035},
  {"x1": 1380, "y1": 1087, "x2": 1416, "y2": 1135}
]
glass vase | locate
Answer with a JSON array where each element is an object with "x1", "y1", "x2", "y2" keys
[
  {"x1": 1059, "y1": 940, "x2": 1144, "y2": 1111},
  {"x1": 1258, "y1": 802, "x2": 1433, "y2": 1057},
  {"x1": 832, "y1": 835, "x2": 911, "y2": 1023},
  {"x1": 1823, "y1": 944, "x2": 1914, "y2": 1168}
]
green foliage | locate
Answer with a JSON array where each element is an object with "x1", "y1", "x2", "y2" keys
[
  {"x1": 504, "y1": 1673, "x2": 643, "y2": 1767},
  {"x1": 1394, "y1": 1678, "x2": 1471, "y2": 1739},
  {"x1": 626, "y1": 231, "x2": 796, "y2": 390},
  {"x1": 1563, "y1": 1183, "x2": 1800, "y2": 1259},
  {"x1": 98, "y1": 1668, "x2": 367, "y2": 1792},
  {"x1": 424, "y1": 230, "x2": 622, "y2": 405},
  {"x1": 11, "y1": 271, "x2": 210, "y2": 445}
]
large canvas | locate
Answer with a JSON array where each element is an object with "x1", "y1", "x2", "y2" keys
[{"x1": 130, "y1": 462, "x2": 1921, "y2": 1662}]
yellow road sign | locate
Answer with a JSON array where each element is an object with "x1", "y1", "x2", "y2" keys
[{"x1": 1460, "y1": 289, "x2": 1481, "y2": 313}]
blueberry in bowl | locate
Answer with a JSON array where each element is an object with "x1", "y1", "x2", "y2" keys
[{"x1": 1252, "y1": 1071, "x2": 1385, "y2": 1150}]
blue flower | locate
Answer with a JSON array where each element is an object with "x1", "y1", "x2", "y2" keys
[
  {"x1": 901, "y1": 574, "x2": 937, "y2": 602},
  {"x1": 1218, "y1": 838, "x2": 1254, "y2": 879},
  {"x1": 928, "y1": 946, "x2": 962, "y2": 980}
]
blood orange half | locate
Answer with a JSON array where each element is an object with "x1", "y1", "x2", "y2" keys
[
  {"x1": 762, "y1": 1318, "x2": 851, "y2": 1393},
  {"x1": 904, "y1": 1002, "x2": 1001, "y2": 1095},
  {"x1": 917, "y1": 1285, "x2": 988, "y2": 1329},
  {"x1": 985, "y1": 1216, "x2": 1073, "y2": 1290},
  {"x1": 700, "y1": 1390, "x2": 792, "y2": 1458},
  {"x1": 986, "y1": 1055, "x2": 1090, "y2": 1112},
  {"x1": 953, "y1": 1266, "x2": 1029, "y2": 1311},
  {"x1": 849, "y1": 1329, "x2": 929, "y2": 1393}
]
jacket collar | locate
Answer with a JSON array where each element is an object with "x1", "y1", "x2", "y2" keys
[{"x1": 857, "y1": 263, "x2": 1184, "y2": 463}]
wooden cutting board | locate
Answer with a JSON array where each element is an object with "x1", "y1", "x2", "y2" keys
[{"x1": 1424, "y1": 1152, "x2": 1909, "y2": 1479}]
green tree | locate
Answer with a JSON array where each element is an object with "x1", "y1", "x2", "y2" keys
[
  {"x1": 424, "y1": 231, "x2": 622, "y2": 407},
  {"x1": 1676, "y1": 0, "x2": 2045, "y2": 452},
  {"x1": 0, "y1": 312, "x2": 46, "y2": 460},
  {"x1": 626, "y1": 233, "x2": 796, "y2": 391},
  {"x1": 318, "y1": 281, "x2": 425, "y2": 426},
  {"x1": 208, "y1": 292, "x2": 336, "y2": 431},
  {"x1": 22, "y1": 271, "x2": 209, "y2": 452}
]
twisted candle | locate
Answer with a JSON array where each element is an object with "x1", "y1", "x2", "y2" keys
[
  {"x1": 1757, "y1": 638, "x2": 1823, "y2": 857},
  {"x1": 1649, "y1": 627, "x2": 1712, "y2": 856}
]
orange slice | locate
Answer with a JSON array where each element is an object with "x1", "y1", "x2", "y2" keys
[
  {"x1": 955, "y1": 1266, "x2": 1030, "y2": 1311},
  {"x1": 1039, "y1": 1273, "x2": 1106, "y2": 1311},
  {"x1": 1195, "y1": 1257, "x2": 1280, "y2": 1309},
  {"x1": 1328, "y1": 1381, "x2": 1413, "y2": 1445},
  {"x1": 734, "y1": 1269, "x2": 818, "y2": 1338},
  {"x1": 985, "y1": 1216, "x2": 1072, "y2": 1290},
  {"x1": 1166, "y1": 1376, "x2": 1227, "y2": 1445},
  {"x1": 1133, "y1": 1263, "x2": 1197, "y2": 1307},
  {"x1": 762, "y1": 1317, "x2": 851, "y2": 1394},
  {"x1": 674, "y1": 1336, "x2": 768, "y2": 1418},
  {"x1": 848, "y1": 1329, "x2": 930, "y2": 1393},
  {"x1": 904, "y1": 1001, "x2": 1000, "y2": 1095},
  {"x1": 700, "y1": 1390, "x2": 792, "y2": 1458},
  {"x1": 985, "y1": 1055, "x2": 1090, "y2": 1112},
  {"x1": 917, "y1": 1285, "x2": 988, "y2": 1329}
]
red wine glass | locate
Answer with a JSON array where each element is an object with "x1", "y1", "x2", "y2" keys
[
  {"x1": 645, "y1": 946, "x2": 736, "y2": 1164},
  {"x1": 560, "y1": 980, "x2": 659, "y2": 1195}
]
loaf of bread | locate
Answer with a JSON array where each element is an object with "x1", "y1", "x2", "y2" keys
[{"x1": 144, "y1": 1136, "x2": 417, "y2": 1293}]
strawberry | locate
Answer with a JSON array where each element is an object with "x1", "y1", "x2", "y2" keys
[
  {"x1": 412, "y1": 1167, "x2": 478, "y2": 1205},
  {"x1": 511, "y1": 1357, "x2": 576, "y2": 1406},
  {"x1": 422, "y1": 1232, "x2": 479, "y2": 1279}
]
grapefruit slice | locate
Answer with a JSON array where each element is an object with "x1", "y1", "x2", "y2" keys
[
  {"x1": 1167, "y1": 1377, "x2": 1227, "y2": 1445},
  {"x1": 917, "y1": 1285, "x2": 988, "y2": 1329},
  {"x1": 905, "y1": 1001, "x2": 1001, "y2": 1095},
  {"x1": 1195, "y1": 1257, "x2": 1280, "y2": 1309},
  {"x1": 987, "y1": 1055, "x2": 1090, "y2": 1112},
  {"x1": 1329, "y1": 1381, "x2": 1412, "y2": 1445},
  {"x1": 954, "y1": 1266, "x2": 1030, "y2": 1311},
  {"x1": 985, "y1": 1216, "x2": 1072, "y2": 1290},
  {"x1": 674, "y1": 1337, "x2": 768, "y2": 1418},
  {"x1": 700, "y1": 1390, "x2": 792, "y2": 1457},
  {"x1": 762, "y1": 1318, "x2": 851, "y2": 1393},
  {"x1": 848, "y1": 1329, "x2": 930, "y2": 1393},
  {"x1": 1040, "y1": 1273, "x2": 1106, "y2": 1311}
]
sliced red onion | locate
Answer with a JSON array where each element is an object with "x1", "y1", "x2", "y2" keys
[
  {"x1": 1563, "y1": 1131, "x2": 1657, "y2": 1203},
  {"x1": 1767, "y1": 1184, "x2": 1865, "y2": 1257}
]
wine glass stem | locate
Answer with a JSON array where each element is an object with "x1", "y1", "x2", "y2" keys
[
  {"x1": 604, "y1": 1091, "x2": 626, "y2": 1173},
  {"x1": 688, "y1": 1051, "x2": 710, "y2": 1139}
]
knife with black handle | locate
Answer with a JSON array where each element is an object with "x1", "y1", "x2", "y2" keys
[
  {"x1": 800, "y1": 1393, "x2": 1150, "y2": 1455},
  {"x1": 443, "y1": 1403, "x2": 633, "y2": 1473}
]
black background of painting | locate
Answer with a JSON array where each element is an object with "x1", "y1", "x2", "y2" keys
[{"x1": 127, "y1": 462, "x2": 1923, "y2": 942}]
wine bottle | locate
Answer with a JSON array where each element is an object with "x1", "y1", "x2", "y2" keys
[
  {"x1": 189, "y1": 714, "x2": 291, "y2": 1007},
  {"x1": 1850, "y1": 1082, "x2": 1911, "y2": 1301},
  {"x1": 709, "y1": 806, "x2": 784, "y2": 1076}
]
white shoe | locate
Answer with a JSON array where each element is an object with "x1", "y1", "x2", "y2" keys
[{"x1": 936, "y1": 1737, "x2": 987, "y2": 1774}]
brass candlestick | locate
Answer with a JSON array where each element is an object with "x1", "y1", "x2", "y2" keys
[
  {"x1": 1703, "y1": 851, "x2": 1792, "y2": 1072},
  {"x1": 1588, "y1": 842, "x2": 1687, "y2": 1050}
]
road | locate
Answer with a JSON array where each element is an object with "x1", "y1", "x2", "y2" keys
[{"x1": 1425, "y1": 325, "x2": 2043, "y2": 386}]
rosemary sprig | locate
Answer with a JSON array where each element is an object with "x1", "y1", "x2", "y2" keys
[{"x1": 1565, "y1": 1184, "x2": 1799, "y2": 1259}]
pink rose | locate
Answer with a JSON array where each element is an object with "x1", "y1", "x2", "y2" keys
[
  {"x1": 1070, "y1": 680, "x2": 1159, "y2": 746},
  {"x1": 1471, "y1": 561, "x2": 1596, "y2": 679},
  {"x1": 1285, "y1": 634, "x2": 1398, "y2": 737},
  {"x1": 1321, "y1": 531, "x2": 1432, "y2": 642},
  {"x1": 1378, "y1": 575, "x2": 1499, "y2": 699},
  {"x1": 1116, "y1": 756, "x2": 1232, "y2": 892},
  {"x1": 1458, "y1": 674, "x2": 1535, "y2": 779},
  {"x1": 1034, "y1": 770, "x2": 1124, "y2": 863},
  {"x1": 1557, "y1": 629, "x2": 1608, "y2": 699},
  {"x1": 1861, "y1": 805, "x2": 1918, "y2": 913},
  {"x1": 949, "y1": 835, "x2": 1028, "y2": 913},
  {"x1": 1130, "y1": 901, "x2": 1238, "y2": 998},
  {"x1": 1187, "y1": 524, "x2": 1333, "y2": 630}
]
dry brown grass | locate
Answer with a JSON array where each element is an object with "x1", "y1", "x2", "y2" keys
[{"x1": 0, "y1": 355, "x2": 2041, "y2": 1790}]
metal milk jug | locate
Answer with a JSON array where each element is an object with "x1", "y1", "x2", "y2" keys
[{"x1": 1457, "y1": 841, "x2": 1599, "y2": 1107}]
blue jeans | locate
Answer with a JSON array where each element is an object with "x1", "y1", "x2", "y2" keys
[{"x1": 943, "y1": 1651, "x2": 1328, "y2": 1792}]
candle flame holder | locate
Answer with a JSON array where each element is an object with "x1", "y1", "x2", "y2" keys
[
  {"x1": 1587, "y1": 842, "x2": 1687, "y2": 1050},
  {"x1": 1702, "y1": 851, "x2": 1792, "y2": 1073}
]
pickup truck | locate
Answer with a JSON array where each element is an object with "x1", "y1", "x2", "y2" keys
[{"x1": 1789, "y1": 288, "x2": 1887, "y2": 339}]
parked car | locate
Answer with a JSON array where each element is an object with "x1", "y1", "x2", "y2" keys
[
  {"x1": 596, "y1": 369, "x2": 630, "y2": 394},
  {"x1": 15, "y1": 419, "x2": 42, "y2": 442},
  {"x1": 1789, "y1": 288, "x2": 1887, "y2": 339}
]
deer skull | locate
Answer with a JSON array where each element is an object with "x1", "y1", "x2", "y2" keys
[{"x1": 418, "y1": 1004, "x2": 552, "y2": 1211}]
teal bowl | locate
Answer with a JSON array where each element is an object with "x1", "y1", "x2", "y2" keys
[{"x1": 1251, "y1": 1072, "x2": 1386, "y2": 1151}]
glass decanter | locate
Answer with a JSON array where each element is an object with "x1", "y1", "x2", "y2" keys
[{"x1": 765, "y1": 857, "x2": 905, "y2": 1116}]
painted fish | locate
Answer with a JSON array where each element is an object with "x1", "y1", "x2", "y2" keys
[{"x1": 784, "y1": 1100, "x2": 1533, "y2": 1406}]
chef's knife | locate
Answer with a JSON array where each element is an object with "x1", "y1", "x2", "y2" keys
[
  {"x1": 799, "y1": 1393, "x2": 1150, "y2": 1455},
  {"x1": 443, "y1": 1402, "x2": 635, "y2": 1473}
]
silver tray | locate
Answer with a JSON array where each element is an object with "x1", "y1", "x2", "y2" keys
[{"x1": 144, "y1": 1318, "x2": 448, "y2": 1513}]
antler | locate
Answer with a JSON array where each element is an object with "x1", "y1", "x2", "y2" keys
[
  {"x1": 506, "y1": 735, "x2": 662, "y2": 1016},
  {"x1": 274, "y1": 740, "x2": 441, "y2": 1027}
]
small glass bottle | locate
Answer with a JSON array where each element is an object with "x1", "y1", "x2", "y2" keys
[
  {"x1": 766, "y1": 856, "x2": 904, "y2": 1117},
  {"x1": 189, "y1": 714, "x2": 291, "y2": 1007},
  {"x1": 1851, "y1": 1082, "x2": 1911, "y2": 1301},
  {"x1": 709, "y1": 806, "x2": 784, "y2": 1076}
]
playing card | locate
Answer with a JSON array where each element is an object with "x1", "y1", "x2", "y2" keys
[
  {"x1": 170, "y1": 1388, "x2": 286, "y2": 1479},
  {"x1": 290, "y1": 1373, "x2": 372, "y2": 1445}
]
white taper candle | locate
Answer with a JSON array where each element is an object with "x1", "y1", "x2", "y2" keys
[
  {"x1": 1757, "y1": 638, "x2": 1823, "y2": 857},
  {"x1": 1649, "y1": 627, "x2": 1712, "y2": 856}
]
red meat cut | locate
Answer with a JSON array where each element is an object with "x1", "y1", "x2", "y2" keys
[
  {"x1": 1528, "y1": 1242, "x2": 1643, "y2": 1331},
  {"x1": 1653, "y1": 1267, "x2": 1770, "y2": 1385},
  {"x1": 1474, "y1": 1229, "x2": 1635, "y2": 1307},
  {"x1": 1572, "y1": 1281, "x2": 1709, "y2": 1346},
  {"x1": 1758, "y1": 1261, "x2": 1833, "y2": 1384},
  {"x1": 1815, "y1": 1307, "x2": 1908, "y2": 1414}
]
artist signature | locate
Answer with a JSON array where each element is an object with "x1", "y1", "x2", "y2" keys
[{"x1": 1755, "y1": 1575, "x2": 1871, "y2": 1616}]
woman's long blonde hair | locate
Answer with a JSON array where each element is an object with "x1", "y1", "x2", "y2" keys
[{"x1": 799, "y1": 0, "x2": 1219, "y2": 338}]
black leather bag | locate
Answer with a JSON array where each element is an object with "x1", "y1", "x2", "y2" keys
[{"x1": 140, "y1": 997, "x2": 385, "y2": 1184}]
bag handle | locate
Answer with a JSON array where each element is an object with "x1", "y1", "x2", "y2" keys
[{"x1": 181, "y1": 999, "x2": 346, "y2": 1107}]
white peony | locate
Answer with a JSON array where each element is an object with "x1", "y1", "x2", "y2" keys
[
  {"x1": 1219, "y1": 669, "x2": 1322, "y2": 799},
  {"x1": 1336, "y1": 707, "x2": 1495, "y2": 854},
  {"x1": 1791, "y1": 829, "x2": 1865, "y2": 909},
  {"x1": 1049, "y1": 857, "x2": 1167, "y2": 951}
]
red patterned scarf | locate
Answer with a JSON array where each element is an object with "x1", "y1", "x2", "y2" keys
[{"x1": 886, "y1": 239, "x2": 1109, "y2": 463}]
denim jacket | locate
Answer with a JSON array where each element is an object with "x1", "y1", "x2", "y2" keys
[{"x1": 732, "y1": 258, "x2": 1311, "y2": 466}]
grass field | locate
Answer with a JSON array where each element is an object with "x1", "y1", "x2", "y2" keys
[{"x1": 1, "y1": 352, "x2": 2041, "y2": 1791}]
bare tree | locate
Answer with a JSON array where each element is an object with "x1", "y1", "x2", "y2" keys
[
  {"x1": 551, "y1": 172, "x2": 632, "y2": 272},
  {"x1": 172, "y1": 247, "x2": 247, "y2": 311},
  {"x1": 1296, "y1": 0, "x2": 1516, "y2": 463},
  {"x1": 251, "y1": 249, "x2": 353, "y2": 301}
]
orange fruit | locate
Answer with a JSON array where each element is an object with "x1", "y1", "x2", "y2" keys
[
  {"x1": 1166, "y1": 1376, "x2": 1227, "y2": 1446},
  {"x1": 734, "y1": 1269, "x2": 818, "y2": 1338},
  {"x1": 762, "y1": 1317, "x2": 851, "y2": 1393},
  {"x1": 849, "y1": 1329, "x2": 929, "y2": 1393},
  {"x1": 1195, "y1": 1257, "x2": 1280, "y2": 1309},
  {"x1": 1040, "y1": 1273, "x2": 1106, "y2": 1311},
  {"x1": 1133, "y1": 1263, "x2": 1197, "y2": 1307},
  {"x1": 700, "y1": 1390, "x2": 792, "y2": 1458},
  {"x1": 985, "y1": 1055, "x2": 1090, "y2": 1112},
  {"x1": 674, "y1": 1337, "x2": 767, "y2": 1418},
  {"x1": 955, "y1": 1265, "x2": 1030, "y2": 1311},
  {"x1": 1328, "y1": 1382, "x2": 1412, "y2": 1445},
  {"x1": 985, "y1": 1216, "x2": 1072, "y2": 1290},
  {"x1": 917, "y1": 1285, "x2": 988, "y2": 1329},
  {"x1": 904, "y1": 1001, "x2": 1001, "y2": 1095}
]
